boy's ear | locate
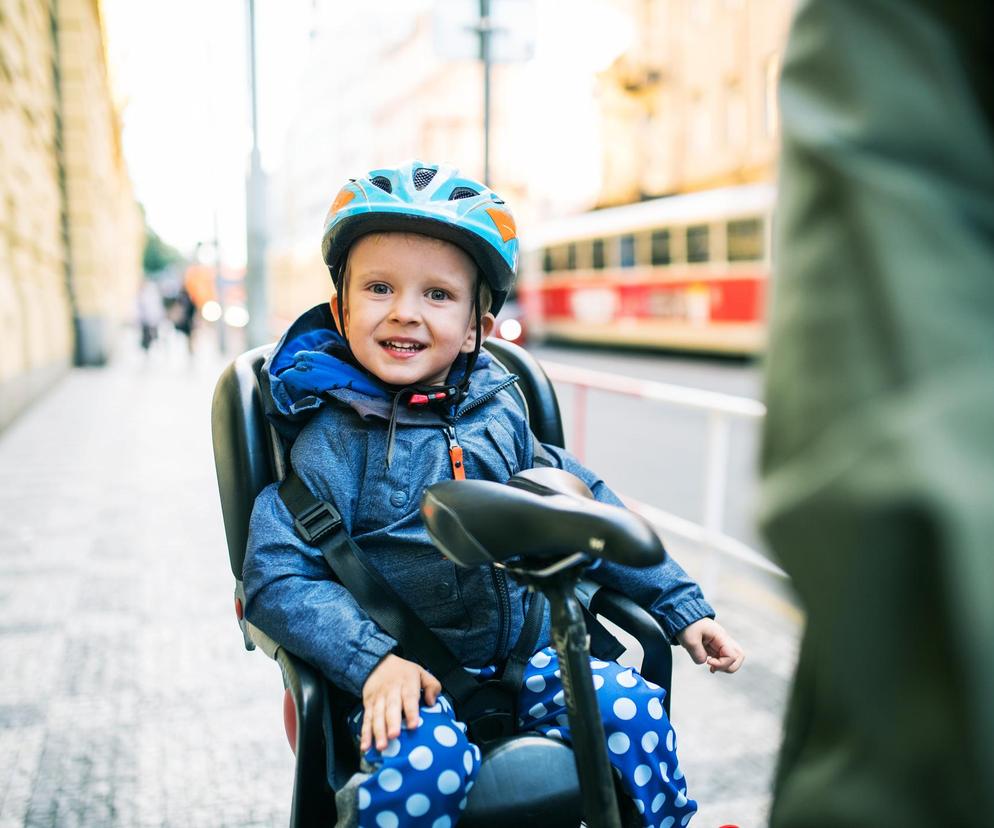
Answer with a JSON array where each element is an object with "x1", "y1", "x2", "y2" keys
[
  {"x1": 462, "y1": 312, "x2": 496, "y2": 351},
  {"x1": 330, "y1": 294, "x2": 346, "y2": 335}
]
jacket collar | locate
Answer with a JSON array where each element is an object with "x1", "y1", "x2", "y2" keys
[{"x1": 261, "y1": 303, "x2": 508, "y2": 442}]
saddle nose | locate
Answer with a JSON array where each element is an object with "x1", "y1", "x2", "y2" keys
[{"x1": 421, "y1": 471, "x2": 665, "y2": 571}]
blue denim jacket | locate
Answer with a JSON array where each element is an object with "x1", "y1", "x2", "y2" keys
[{"x1": 243, "y1": 305, "x2": 714, "y2": 698}]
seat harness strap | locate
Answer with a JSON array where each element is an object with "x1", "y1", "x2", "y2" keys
[{"x1": 278, "y1": 468, "x2": 546, "y2": 737}]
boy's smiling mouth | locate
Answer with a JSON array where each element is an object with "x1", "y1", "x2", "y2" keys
[{"x1": 381, "y1": 339, "x2": 427, "y2": 354}]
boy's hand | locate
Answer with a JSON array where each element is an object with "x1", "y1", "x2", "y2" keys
[
  {"x1": 676, "y1": 618, "x2": 745, "y2": 674},
  {"x1": 361, "y1": 654, "x2": 441, "y2": 752}
]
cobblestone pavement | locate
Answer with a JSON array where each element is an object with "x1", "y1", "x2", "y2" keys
[{"x1": 0, "y1": 335, "x2": 800, "y2": 828}]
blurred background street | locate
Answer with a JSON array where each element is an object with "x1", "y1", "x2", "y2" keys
[{"x1": 2, "y1": 0, "x2": 802, "y2": 825}]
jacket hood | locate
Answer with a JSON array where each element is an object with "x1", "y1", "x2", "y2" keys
[{"x1": 261, "y1": 303, "x2": 504, "y2": 444}]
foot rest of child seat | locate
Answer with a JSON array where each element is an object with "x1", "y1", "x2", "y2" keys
[{"x1": 460, "y1": 735, "x2": 582, "y2": 828}]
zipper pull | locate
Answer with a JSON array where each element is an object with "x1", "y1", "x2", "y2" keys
[{"x1": 445, "y1": 426, "x2": 466, "y2": 481}]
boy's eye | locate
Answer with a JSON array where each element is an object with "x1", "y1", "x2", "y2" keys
[
  {"x1": 427, "y1": 288, "x2": 450, "y2": 301},
  {"x1": 369, "y1": 283, "x2": 391, "y2": 295}
]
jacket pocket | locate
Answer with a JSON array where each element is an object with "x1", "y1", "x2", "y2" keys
[{"x1": 483, "y1": 416, "x2": 521, "y2": 479}]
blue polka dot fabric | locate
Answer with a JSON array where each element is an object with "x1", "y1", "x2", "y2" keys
[{"x1": 349, "y1": 647, "x2": 697, "y2": 827}]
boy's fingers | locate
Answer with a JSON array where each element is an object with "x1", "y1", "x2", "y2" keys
[
  {"x1": 385, "y1": 694, "x2": 403, "y2": 741},
  {"x1": 421, "y1": 672, "x2": 441, "y2": 705},
  {"x1": 360, "y1": 713, "x2": 372, "y2": 752},
  {"x1": 371, "y1": 697, "x2": 388, "y2": 750},
  {"x1": 402, "y1": 684, "x2": 421, "y2": 730},
  {"x1": 706, "y1": 651, "x2": 744, "y2": 673}
]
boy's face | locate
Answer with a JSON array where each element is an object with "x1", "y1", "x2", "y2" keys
[{"x1": 333, "y1": 232, "x2": 495, "y2": 387}]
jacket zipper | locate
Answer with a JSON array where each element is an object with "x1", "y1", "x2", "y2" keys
[
  {"x1": 491, "y1": 565, "x2": 512, "y2": 659},
  {"x1": 447, "y1": 373, "x2": 519, "y2": 660},
  {"x1": 449, "y1": 375, "x2": 520, "y2": 423}
]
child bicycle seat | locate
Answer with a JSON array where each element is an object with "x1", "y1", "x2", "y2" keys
[{"x1": 210, "y1": 337, "x2": 674, "y2": 827}]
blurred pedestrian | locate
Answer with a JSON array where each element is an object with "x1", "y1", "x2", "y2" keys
[
  {"x1": 169, "y1": 285, "x2": 197, "y2": 355},
  {"x1": 137, "y1": 279, "x2": 164, "y2": 353},
  {"x1": 761, "y1": 1, "x2": 994, "y2": 825}
]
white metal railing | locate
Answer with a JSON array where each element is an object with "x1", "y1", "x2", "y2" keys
[{"x1": 539, "y1": 360, "x2": 787, "y2": 579}]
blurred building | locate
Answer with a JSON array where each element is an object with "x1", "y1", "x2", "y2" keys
[
  {"x1": 597, "y1": 0, "x2": 793, "y2": 204},
  {"x1": 264, "y1": 1, "x2": 792, "y2": 323},
  {"x1": 0, "y1": 0, "x2": 142, "y2": 430},
  {"x1": 266, "y1": 2, "x2": 542, "y2": 326},
  {"x1": 268, "y1": 4, "x2": 528, "y2": 326}
]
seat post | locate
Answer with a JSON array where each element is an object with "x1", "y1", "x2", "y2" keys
[{"x1": 544, "y1": 573, "x2": 623, "y2": 828}]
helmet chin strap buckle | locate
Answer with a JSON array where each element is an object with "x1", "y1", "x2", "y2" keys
[{"x1": 406, "y1": 388, "x2": 458, "y2": 407}]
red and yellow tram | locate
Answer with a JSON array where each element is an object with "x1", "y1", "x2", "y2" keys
[{"x1": 518, "y1": 183, "x2": 775, "y2": 355}]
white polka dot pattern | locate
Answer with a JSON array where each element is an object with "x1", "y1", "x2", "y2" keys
[
  {"x1": 378, "y1": 768, "x2": 403, "y2": 792},
  {"x1": 375, "y1": 810, "x2": 398, "y2": 828},
  {"x1": 437, "y1": 770, "x2": 460, "y2": 795},
  {"x1": 405, "y1": 794, "x2": 430, "y2": 817},
  {"x1": 613, "y1": 698, "x2": 637, "y2": 720},
  {"x1": 525, "y1": 675, "x2": 545, "y2": 692},
  {"x1": 433, "y1": 725, "x2": 457, "y2": 747},
  {"x1": 408, "y1": 745, "x2": 433, "y2": 770},
  {"x1": 349, "y1": 648, "x2": 697, "y2": 827}
]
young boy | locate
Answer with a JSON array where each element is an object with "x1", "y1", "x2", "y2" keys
[{"x1": 244, "y1": 162, "x2": 744, "y2": 828}]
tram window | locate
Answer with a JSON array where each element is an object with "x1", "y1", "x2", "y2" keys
[
  {"x1": 727, "y1": 217, "x2": 765, "y2": 261},
  {"x1": 686, "y1": 225, "x2": 710, "y2": 263},
  {"x1": 651, "y1": 229, "x2": 671, "y2": 265},
  {"x1": 566, "y1": 243, "x2": 577, "y2": 270},
  {"x1": 592, "y1": 238, "x2": 605, "y2": 269},
  {"x1": 543, "y1": 248, "x2": 554, "y2": 273},
  {"x1": 554, "y1": 245, "x2": 570, "y2": 271},
  {"x1": 620, "y1": 234, "x2": 636, "y2": 267}
]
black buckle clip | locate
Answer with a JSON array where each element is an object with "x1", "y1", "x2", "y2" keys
[
  {"x1": 294, "y1": 500, "x2": 342, "y2": 543},
  {"x1": 467, "y1": 709, "x2": 515, "y2": 744}
]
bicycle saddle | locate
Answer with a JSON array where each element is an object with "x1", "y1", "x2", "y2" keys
[{"x1": 421, "y1": 469, "x2": 665, "y2": 570}]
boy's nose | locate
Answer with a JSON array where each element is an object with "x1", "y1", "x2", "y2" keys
[{"x1": 387, "y1": 292, "x2": 421, "y2": 323}]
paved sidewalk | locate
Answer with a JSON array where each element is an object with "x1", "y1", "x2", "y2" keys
[{"x1": 0, "y1": 337, "x2": 800, "y2": 827}]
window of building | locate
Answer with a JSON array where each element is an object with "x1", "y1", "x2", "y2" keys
[
  {"x1": 650, "y1": 229, "x2": 671, "y2": 265},
  {"x1": 566, "y1": 243, "x2": 577, "y2": 270},
  {"x1": 620, "y1": 234, "x2": 636, "y2": 268},
  {"x1": 592, "y1": 238, "x2": 605, "y2": 269},
  {"x1": 687, "y1": 225, "x2": 710, "y2": 263},
  {"x1": 727, "y1": 218, "x2": 765, "y2": 261}
]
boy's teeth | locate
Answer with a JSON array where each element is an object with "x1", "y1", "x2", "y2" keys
[{"x1": 385, "y1": 341, "x2": 422, "y2": 351}]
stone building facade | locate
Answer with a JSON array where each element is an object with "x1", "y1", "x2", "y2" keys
[
  {"x1": 597, "y1": 0, "x2": 794, "y2": 205},
  {"x1": 0, "y1": 0, "x2": 142, "y2": 431}
]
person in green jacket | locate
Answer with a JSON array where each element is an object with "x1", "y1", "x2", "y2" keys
[{"x1": 761, "y1": 1, "x2": 994, "y2": 825}]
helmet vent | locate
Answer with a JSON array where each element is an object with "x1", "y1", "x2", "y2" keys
[
  {"x1": 449, "y1": 187, "x2": 479, "y2": 200},
  {"x1": 370, "y1": 176, "x2": 392, "y2": 193},
  {"x1": 413, "y1": 167, "x2": 437, "y2": 190}
]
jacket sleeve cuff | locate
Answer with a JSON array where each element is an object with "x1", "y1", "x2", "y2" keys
[
  {"x1": 659, "y1": 598, "x2": 715, "y2": 643},
  {"x1": 343, "y1": 630, "x2": 398, "y2": 696}
]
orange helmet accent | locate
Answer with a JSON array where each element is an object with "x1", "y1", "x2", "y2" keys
[
  {"x1": 485, "y1": 207, "x2": 517, "y2": 242},
  {"x1": 325, "y1": 187, "x2": 356, "y2": 224}
]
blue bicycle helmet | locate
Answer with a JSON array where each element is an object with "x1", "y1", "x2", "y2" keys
[{"x1": 322, "y1": 161, "x2": 518, "y2": 314}]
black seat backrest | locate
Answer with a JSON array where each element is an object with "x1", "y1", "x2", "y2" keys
[
  {"x1": 210, "y1": 338, "x2": 564, "y2": 585},
  {"x1": 211, "y1": 344, "x2": 280, "y2": 582}
]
